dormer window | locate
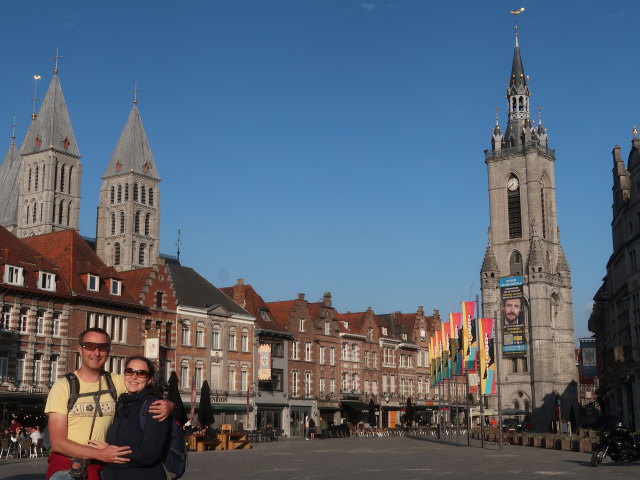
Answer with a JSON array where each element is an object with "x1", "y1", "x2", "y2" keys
[
  {"x1": 382, "y1": 327, "x2": 388, "y2": 336},
  {"x1": 4, "y1": 265, "x2": 24, "y2": 286},
  {"x1": 342, "y1": 321, "x2": 349, "y2": 329},
  {"x1": 299, "y1": 319, "x2": 305, "y2": 332},
  {"x1": 87, "y1": 274, "x2": 99, "y2": 292},
  {"x1": 38, "y1": 272, "x2": 56, "y2": 291},
  {"x1": 402, "y1": 333, "x2": 407, "y2": 341},
  {"x1": 259, "y1": 309, "x2": 271, "y2": 321},
  {"x1": 110, "y1": 279, "x2": 122, "y2": 296}
]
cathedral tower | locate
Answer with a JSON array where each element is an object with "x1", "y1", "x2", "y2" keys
[
  {"x1": 480, "y1": 29, "x2": 577, "y2": 430},
  {"x1": 96, "y1": 98, "x2": 161, "y2": 271},
  {"x1": 15, "y1": 67, "x2": 82, "y2": 237}
]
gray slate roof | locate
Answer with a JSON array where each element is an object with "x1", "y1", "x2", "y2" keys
[
  {"x1": 20, "y1": 74, "x2": 80, "y2": 158},
  {"x1": 167, "y1": 263, "x2": 249, "y2": 316},
  {"x1": 0, "y1": 141, "x2": 21, "y2": 226},
  {"x1": 103, "y1": 104, "x2": 160, "y2": 180}
]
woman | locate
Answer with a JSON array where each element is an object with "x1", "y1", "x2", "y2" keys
[{"x1": 93, "y1": 356, "x2": 170, "y2": 480}]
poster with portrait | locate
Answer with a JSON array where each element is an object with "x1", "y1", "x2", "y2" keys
[
  {"x1": 500, "y1": 276, "x2": 527, "y2": 357},
  {"x1": 258, "y1": 344, "x2": 272, "y2": 381}
]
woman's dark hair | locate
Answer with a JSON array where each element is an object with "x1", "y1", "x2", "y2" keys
[{"x1": 125, "y1": 355, "x2": 162, "y2": 397}]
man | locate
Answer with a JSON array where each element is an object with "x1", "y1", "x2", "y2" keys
[
  {"x1": 45, "y1": 327, "x2": 172, "y2": 480},
  {"x1": 503, "y1": 297, "x2": 523, "y2": 326}
]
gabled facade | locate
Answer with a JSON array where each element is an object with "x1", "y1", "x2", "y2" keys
[{"x1": 96, "y1": 102, "x2": 161, "y2": 271}]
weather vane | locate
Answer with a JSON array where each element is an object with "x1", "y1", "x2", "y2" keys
[
  {"x1": 30, "y1": 75, "x2": 42, "y2": 120},
  {"x1": 176, "y1": 229, "x2": 182, "y2": 262},
  {"x1": 130, "y1": 82, "x2": 143, "y2": 104},
  {"x1": 634, "y1": 126, "x2": 638, "y2": 138},
  {"x1": 495, "y1": 106, "x2": 500, "y2": 125},
  {"x1": 509, "y1": 7, "x2": 526, "y2": 38},
  {"x1": 52, "y1": 47, "x2": 63, "y2": 75},
  {"x1": 10, "y1": 116, "x2": 17, "y2": 140},
  {"x1": 538, "y1": 105, "x2": 544, "y2": 125}
]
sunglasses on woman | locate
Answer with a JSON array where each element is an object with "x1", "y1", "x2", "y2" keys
[{"x1": 124, "y1": 367, "x2": 150, "y2": 378}]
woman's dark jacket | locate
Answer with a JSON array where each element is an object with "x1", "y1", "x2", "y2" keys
[{"x1": 102, "y1": 388, "x2": 171, "y2": 480}]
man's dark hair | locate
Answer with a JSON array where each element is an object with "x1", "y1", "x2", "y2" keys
[
  {"x1": 78, "y1": 327, "x2": 111, "y2": 345},
  {"x1": 503, "y1": 297, "x2": 522, "y2": 306}
]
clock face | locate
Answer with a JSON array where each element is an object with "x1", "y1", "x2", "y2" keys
[{"x1": 507, "y1": 177, "x2": 519, "y2": 191}]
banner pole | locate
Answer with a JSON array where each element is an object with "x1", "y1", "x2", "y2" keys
[
  {"x1": 495, "y1": 309, "x2": 504, "y2": 451},
  {"x1": 466, "y1": 373, "x2": 471, "y2": 446}
]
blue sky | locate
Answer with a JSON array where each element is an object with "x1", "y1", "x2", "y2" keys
[{"x1": 0, "y1": 1, "x2": 636, "y2": 340}]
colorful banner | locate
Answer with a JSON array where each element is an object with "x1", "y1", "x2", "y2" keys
[
  {"x1": 430, "y1": 334, "x2": 437, "y2": 387},
  {"x1": 462, "y1": 301, "x2": 477, "y2": 371},
  {"x1": 478, "y1": 318, "x2": 496, "y2": 395},
  {"x1": 451, "y1": 312, "x2": 463, "y2": 375},
  {"x1": 436, "y1": 329, "x2": 443, "y2": 384},
  {"x1": 441, "y1": 320, "x2": 451, "y2": 380},
  {"x1": 258, "y1": 344, "x2": 272, "y2": 381},
  {"x1": 501, "y1": 277, "x2": 527, "y2": 357}
]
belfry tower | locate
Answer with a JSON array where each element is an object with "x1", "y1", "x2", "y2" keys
[
  {"x1": 15, "y1": 62, "x2": 82, "y2": 238},
  {"x1": 95, "y1": 95, "x2": 161, "y2": 271},
  {"x1": 480, "y1": 26, "x2": 577, "y2": 430}
]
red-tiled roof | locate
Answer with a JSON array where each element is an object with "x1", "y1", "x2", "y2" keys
[
  {"x1": 266, "y1": 300, "x2": 296, "y2": 328},
  {"x1": 23, "y1": 230, "x2": 139, "y2": 306},
  {"x1": 0, "y1": 226, "x2": 72, "y2": 296},
  {"x1": 221, "y1": 283, "x2": 287, "y2": 332},
  {"x1": 120, "y1": 267, "x2": 154, "y2": 302},
  {"x1": 336, "y1": 311, "x2": 366, "y2": 334}
]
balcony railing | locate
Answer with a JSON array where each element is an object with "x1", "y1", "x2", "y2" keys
[{"x1": 485, "y1": 141, "x2": 555, "y2": 160}]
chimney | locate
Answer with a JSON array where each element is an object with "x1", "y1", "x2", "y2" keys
[{"x1": 298, "y1": 293, "x2": 305, "y2": 301}]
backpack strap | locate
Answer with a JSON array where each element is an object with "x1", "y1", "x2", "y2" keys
[{"x1": 65, "y1": 371, "x2": 119, "y2": 413}]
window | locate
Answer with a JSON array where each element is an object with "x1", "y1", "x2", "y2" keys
[
  {"x1": 299, "y1": 319, "x2": 305, "y2": 332},
  {"x1": 49, "y1": 355, "x2": 58, "y2": 383},
  {"x1": 210, "y1": 363, "x2": 220, "y2": 390},
  {"x1": 509, "y1": 251, "x2": 523, "y2": 276},
  {"x1": 228, "y1": 366, "x2": 236, "y2": 391},
  {"x1": 195, "y1": 362, "x2": 203, "y2": 388},
  {"x1": 1, "y1": 306, "x2": 10, "y2": 330},
  {"x1": 291, "y1": 371, "x2": 299, "y2": 397},
  {"x1": 125, "y1": 183, "x2": 129, "y2": 201},
  {"x1": 145, "y1": 213, "x2": 151, "y2": 235},
  {"x1": 156, "y1": 292, "x2": 163, "y2": 309},
  {"x1": 329, "y1": 347, "x2": 335, "y2": 365},
  {"x1": 351, "y1": 373, "x2": 358, "y2": 391},
  {"x1": 382, "y1": 327, "x2": 388, "y2": 336},
  {"x1": 165, "y1": 323, "x2": 172, "y2": 346},
  {"x1": 272, "y1": 342, "x2": 283, "y2": 357},
  {"x1": 324, "y1": 322, "x2": 330, "y2": 335},
  {"x1": 507, "y1": 175, "x2": 522, "y2": 239},
  {"x1": 319, "y1": 377, "x2": 325, "y2": 394},
  {"x1": 351, "y1": 344, "x2": 358, "y2": 361},
  {"x1": 272, "y1": 369, "x2": 283, "y2": 391},
  {"x1": 110, "y1": 279, "x2": 121, "y2": 296},
  {"x1": 342, "y1": 343, "x2": 348, "y2": 360},
  {"x1": 241, "y1": 368, "x2": 248, "y2": 391},
  {"x1": 16, "y1": 353, "x2": 25, "y2": 383},
  {"x1": 241, "y1": 329, "x2": 249, "y2": 352},
  {"x1": 4, "y1": 266, "x2": 24, "y2": 286},
  {"x1": 34, "y1": 354, "x2": 42, "y2": 384},
  {"x1": 133, "y1": 183, "x2": 139, "y2": 202},
  {"x1": 304, "y1": 342, "x2": 312, "y2": 361},
  {"x1": 408, "y1": 354, "x2": 413, "y2": 368},
  {"x1": 19, "y1": 307, "x2": 28, "y2": 332},
  {"x1": 36, "y1": 309, "x2": 44, "y2": 334},
  {"x1": 52, "y1": 312, "x2": 60, "y2": 336},
  {"x1": 212, "y1": 325, "x2": 221, "y2": 349},
  {"x1": 342, "y1": 372, "x2": 348, "y2": 391},
  {"x1": 229, "y1": 328, "x2": 237, "y2": 350},
  {"x1": 134, "y1": 211, "x2": 141, "y2": 233},
  {"x1": 181, "y1": 322, "x2": 190, "y2": 346},
  {"x1": 372, "y1": 352, "x2": 377, "y2": 368},
  {"x1": 149, "y1": 188, "x2": 154, "y2": 206},
  {"x1": 319, "y1": 346, "x2": 325, "y2": 364},
  {"x1": 119, "y1": 211, "x2": 125, "y2": 233},
  {"x1": 87, "y1": 274, "x2": 99, "y2": 292},
  {"x1": 110, "y1": 213, "x2": 116, "y2": 235},
  {"x1": 39, "y1": 272, "x2": 56, "y2": 291},
  {"x1": 364, "y1": 351, "x2": 369, "y2": 368},
  {"x1": 329, "y1": 378, "x2": 335, "y2": 394},
  {"x1": 196, "y1": 322, "x2": 204, "y2": 347},
  {"x1": 110, "y1": 186, "x2": 115, "y2": 204},
  {"x1": 305, "y1": 371, "x2": 312, "y2": 396},
  {"x1": 180, "y1": 361, "x2": 189, "y2": 388},
  {"x1": 292, "y1": 341, "x2": 299, "y2": 360},
  {"x1": 382, "y1": 374, "x2": 388, "y2": 393},
  {"x1": 139, "y1": 243, "x2": 146, "y2": 265},
  {"x1": 141, "y1": 185, "x2": 146, "y2": 204},
  {"x1": 117, "y1": 184, "x2": 122, "y2": 203},
  {"x1": 114, "y1": 243, "x2": 121, "y2": 266}
]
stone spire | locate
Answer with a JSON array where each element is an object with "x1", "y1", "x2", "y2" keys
[
  {"x1": 102, "y1": 103, "x2": 160, "y2": 180},
  {"x1": 527, "y1": 232, "x2": 548, "y2": 273},
  {"x1": 19, "y1": 73, "x2": 80, "y2": 158},
  {"x1": 556, "y1": 245, "x2": 570, "y2": 274},
  {"x1": 0, "y1": 138, "x2": 20, "y2": 228},
  {"x1": 503, "y1": 30, "x2": 531, "y2": 148},
  {"x1": 481, "y1": 243, "x2": 499, "y2": 273}
]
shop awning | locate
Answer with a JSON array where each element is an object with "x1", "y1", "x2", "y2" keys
[
  {"x1": 339, "y1": 400, "x2": 368, "y2": 412},
  {"x1": 211, "y1": 405, "x2": 254, "y2": 412}
]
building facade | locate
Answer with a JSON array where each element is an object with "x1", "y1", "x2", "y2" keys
[{"x1": 480, "y1": 30, "x2": 577, "y2": 430}]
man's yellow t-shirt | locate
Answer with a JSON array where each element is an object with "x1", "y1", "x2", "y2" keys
[{"x1": 45, "y1": 373, "x2": 127, "y2": 445}]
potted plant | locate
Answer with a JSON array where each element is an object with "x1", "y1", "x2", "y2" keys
[
  {"x1": 555, "y1": 435, "x2": 571, "y2": 451},
  {"x1": 579, "y1": 437, "x2": 592, "y2": 453},
  {"x1": 542, "y1": 434, "x2": 555, "y2": 449}
]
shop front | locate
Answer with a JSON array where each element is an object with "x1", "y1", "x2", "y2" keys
[
  {"x1": 211, "y1": 404, "x2": 253, "y2": 430},
  {"x1": 256, "y1": 404, "x2": 285, "y2": 431},
  {"x1": 289, "y1": 405, "x2": 311, "y2": 437}
]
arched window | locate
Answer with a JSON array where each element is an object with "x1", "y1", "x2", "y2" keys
[
  {"x1": 124, "y1": 183, "x2": 129, "y2": 201},
  {"x1": 41, "y1": 164, "x2": 45, "y2": 190},
  {"x1": 512, "y1": 97, "x2": 517, "y2": 112},
  {"x1": 114, "y1": 243, "x2": 121, "y2": 266},
  {"x1": 32, "y1": 202, "x2": 36, "y2": 223},
  {"x1": 145, "y1": 213, "x2": 151, "y2": 235},
  {"x1": 110, "y1": 213, "x2": 116, "y2": 235},
  {"x1": 26, "y1": 205, "x2": 31, "y2": 224},
  {"x1": 34, "y1": 166, "x2": 39, "y2": 191},
  {"x1": 139, "y1": 243, "x2": 146, "y2": 265},
  {"x1": 28, "y1": 167, "x2": 32, "y2": 192},
  {"x1": 53, "y1": 161, "x2": 58, "y2": 190},
  {"x1": 507, "y1": 175, "x2": 522, "y2": 239},
  {"x1": 68, "y1": 166, "x2": 73, "y2": 193},
  {"x1": 141, "y1": 185, "x2": 146, "y2": 204},
  {"x1": 149, "y1": 188, "x2": 154, "y2": 206},
  {"x1": 119, "y1": 211, "x2": 125, "y2": 233},
  {"x1": 134, "y1": 211, "x2": 141, "y2": 233},
  {"x1": 60, "y1": 165, "x2": 66, "y2": 192},
  {"x1": 518, "y1": 97, "x2": 524, "y2": 111},
  {"x1": 66, "y1": 201, "x2": 72, "y2": 225},
  {"x1": 133, "y1": 183, "x2": 139, "y2": 201},
  {"x1": 58, "y1": 200, "x2": 65, "y2": 224},
  {"x1": 117, "y1": 184, "x2": 122, "y2": 203},
  {"x1": 196, "y1": 322, "x2": 204, "y2": 347},
  {"x1": 110, "y1": 186, "x2": 115, "y2": 204},
  {"x1": 509, "y1": 251, "x2": 522, "y2": 276}
]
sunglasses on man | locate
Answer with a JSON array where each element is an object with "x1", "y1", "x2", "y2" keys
[
  {"x1": 124, "y1": 368, "x2": 150, "y2": 378},
  {"x1": 80, "y1": 342, "x2": 111, "y2": 352}
]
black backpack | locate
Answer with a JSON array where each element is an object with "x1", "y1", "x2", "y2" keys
[{"x1": 139, "y1": 399, "x2": 187, "y2": 479}]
